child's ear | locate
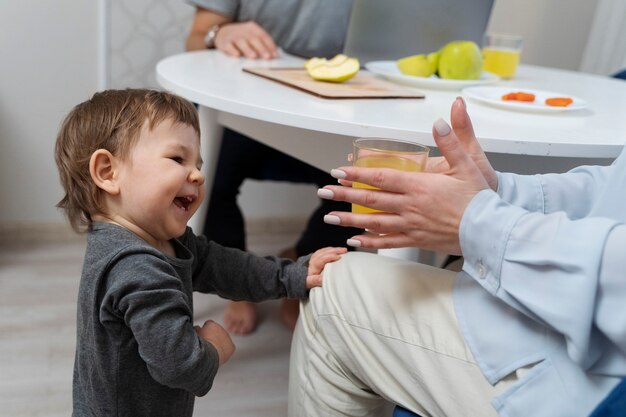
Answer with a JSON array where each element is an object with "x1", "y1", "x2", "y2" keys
[{"x1": 89, "y1": 149, "x2": 120, "y2": 195}]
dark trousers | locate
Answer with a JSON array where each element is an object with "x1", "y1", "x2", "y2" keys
[{"x1": 203, "y1": 128, "x2": 360, "y2": 256}]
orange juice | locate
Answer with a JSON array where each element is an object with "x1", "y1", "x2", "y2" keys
[
  {"x1": 352, "y1": 155, "x2": 424, "y2": 213},
  {"x1": 482, "y1": 47, "x2": 520, "y2": 79}
]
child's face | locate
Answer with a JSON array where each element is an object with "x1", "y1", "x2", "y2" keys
[{"x1": 113, "y1": 119, "x2": 204, "y2": 245}]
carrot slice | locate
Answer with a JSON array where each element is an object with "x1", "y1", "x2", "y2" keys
[
  {"x1": 501, "y1": 92, "x2": 518, "y2": 101},
  {"x1": 501, "y1": 91, "x2": 536, "y2": 102},
  {"x1": 545, "y1": 97, "x2": 573, "y2": 107},
  {"x1": 515, "y1": 92, "x2": 536, "y2": 102}
]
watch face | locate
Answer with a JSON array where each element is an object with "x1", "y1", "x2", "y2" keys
[{"x1": 204, "y1": 25, "x2": 220, "y2": 48}]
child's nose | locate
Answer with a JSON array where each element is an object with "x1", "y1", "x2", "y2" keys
[{"x1": 190, "y1": 167, "x2": 205, "y2": 185}]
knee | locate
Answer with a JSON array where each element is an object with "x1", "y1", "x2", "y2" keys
[{"x1": 317, "y1": 251, "x2": 381, "y2": 299}]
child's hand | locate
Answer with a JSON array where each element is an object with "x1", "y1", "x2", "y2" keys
[
  {"x1": 306, "y1": 247, "x2": 347, "y2": 289},
  {"x1": 194, "y1": 320, "x2": 236, "y2": 366}
]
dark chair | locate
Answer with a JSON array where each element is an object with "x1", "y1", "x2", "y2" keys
[
  {"x1": 613, "y1": 69, "x2": 626, "y2": 80},
  {"x1": 392, "y1": 405, "x2": 420, "y2": 417},
  {"x1": 392, "y1": 378, "x2": 626, "y2": 417},
  {"x1": 589, "y1": 378, "x2": 626, "y2": 417}
]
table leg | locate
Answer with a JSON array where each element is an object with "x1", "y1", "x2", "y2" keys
[{"x1": 188, "y1": 106, "x2": 223, "y2": 234}]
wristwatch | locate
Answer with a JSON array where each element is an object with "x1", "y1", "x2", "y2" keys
[{"x1": 204, "y1": 24, "x2": 221, "y2": 49}]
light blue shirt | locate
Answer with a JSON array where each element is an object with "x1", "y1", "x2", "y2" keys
[{"x1": 455, "y1": 150, "x2": 626, "y2": 416}]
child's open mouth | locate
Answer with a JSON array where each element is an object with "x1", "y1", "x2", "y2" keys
[{"x1": 174, "y1": 196, "x2": 195, "y2": 211}]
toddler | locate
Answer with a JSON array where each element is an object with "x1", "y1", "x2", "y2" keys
[{"x1": 54, "y1": 89, "x2": 346, "y2": 417}]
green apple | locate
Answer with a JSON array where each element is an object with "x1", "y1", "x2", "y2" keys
[
  {"x1": 438, "y1": 41, "x2": 482, "y2": 80},
  {"x1": 396, "y1": 54, "x2": 436, "y2": 77},
  {"x1": 427, "y1": 51, "x2": 440, "y2": 74}
]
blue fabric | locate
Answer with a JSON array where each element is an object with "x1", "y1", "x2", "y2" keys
[
  {"x1": 612, "y1": 69, "x2": 626, "y2": 80},
  {"x1": 392, "y1": 405, "x2": 419, "y2": 417},
  {"x1": 589, "y1": 378, "x2": 626, "y2": 417},
  {"x1": 392, "y1": 378, "x2": 626, "y2": 416}
]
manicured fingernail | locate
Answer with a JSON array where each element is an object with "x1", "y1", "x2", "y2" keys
[
  {"x1": 324, "y1": 215, "x2": 341, "y2": 225},
  {"x1": 456, "y1": 96, "x2": 466, "y2": 109},
  {"x1": 434, "y1": 118, "x2": 451, "y2": 136},
  {"x1": 331, "y1": 169, "x2": 347, "y2": 179},
  {"x1": 317, "y1": 188, "x2": 334, "y2": 199},
  {"x1": 346, "y1": 239, "x2": 362, "y2": 248}
]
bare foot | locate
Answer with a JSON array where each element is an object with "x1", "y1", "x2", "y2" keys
[
  {"x1": 224, "y1": 301, "x2": 258, "y2": 335},
  {"x1": 280, "y1": 298, "x2": 300, "y2": 331}
]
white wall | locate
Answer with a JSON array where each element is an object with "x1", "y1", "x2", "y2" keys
[
  {"x1": 0, "y1": 1, "x2": 100, "y2": 227},
  {"x1": 0, "y1": 0, "x2": 606, "y2": 232},
  {"x1": 488, "y1": 0, "x2": 599, "y2": 71},
  {"x1": 0, "y1": 0, "x2": 318, "y2": 234}
]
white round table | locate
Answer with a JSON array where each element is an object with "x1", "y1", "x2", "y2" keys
[{"x1": 157, "y1": 50, "x2": 626, "y2": 260}]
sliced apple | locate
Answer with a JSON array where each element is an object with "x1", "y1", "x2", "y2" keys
[
  {"x1": 396, "y1": 54, "x2": 436, "y2": 77},
  {"x1": 326, "y1": 54, "x2": 349, "y2": 66},
  {"x1": 306, "y1": 54, "x2": 360, "y2": 83},
  {"x1": 304, "y1": 57, "x2": 327, "y2": 71},
  {"x1": 427, "y1": 52, "x2": 440, "y2": 73}
]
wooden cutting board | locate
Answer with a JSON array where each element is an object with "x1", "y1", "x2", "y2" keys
[{"x1": 243, "y1": 67, "x2": 425, "y2": 99}]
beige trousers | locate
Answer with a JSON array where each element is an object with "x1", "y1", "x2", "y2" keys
[{"x1": 288, "y1": 252, "x2": 517, "y2": 417}]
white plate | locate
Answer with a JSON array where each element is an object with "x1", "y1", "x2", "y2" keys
[
  {"x1": 462, "y1": 86, "x2": 588, "y2": 113},
  {"x1": 365, "y1": 60, "x2": 499, "y2": 90}
]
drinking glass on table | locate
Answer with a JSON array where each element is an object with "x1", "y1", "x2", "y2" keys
[
  {"x1": 482, "y1": 33, "x2": 523, "y2": 79},
  {"x1": 351, "y1": 138, "x2": 429, "y2": 214}
]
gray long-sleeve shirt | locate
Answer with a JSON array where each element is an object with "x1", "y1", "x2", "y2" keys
[
  {"x1": 187, "y1": 0, "x2": 353, "y2": 58},
  {"x1": 72, "y1": 222, "x2": 309, "y2": 417}
]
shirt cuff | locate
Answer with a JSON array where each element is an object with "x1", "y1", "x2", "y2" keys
[
  {"x1": 496, "y1": 171, "x2": 545, "y2": 212},
  {"x1": 459, "y1": 189, "x2": 528, "y2": 294}
]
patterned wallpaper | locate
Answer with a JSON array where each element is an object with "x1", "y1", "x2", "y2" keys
[{"x1": 108, "y1": 0, "x2": 195, "y2": 89}]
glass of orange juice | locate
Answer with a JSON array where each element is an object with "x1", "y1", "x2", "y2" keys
[
  {"x1": 482, "y1": 33, "x2": 523, "y2": 79},
  {"x1": 352, "y1": 138, "x2": 429, "y2": 214}
]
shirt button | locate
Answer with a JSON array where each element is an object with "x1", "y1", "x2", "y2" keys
[{"x1": 476, "y1": 260, "x2": 487, "y2": 279}]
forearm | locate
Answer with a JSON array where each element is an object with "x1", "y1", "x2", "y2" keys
[
  {"x1": 185, "y1": 232, "x2": 308, "y2": 300},
  {"x1": 185, "y1": 8, "x2": 233, "y2": 51},
  {"x1": 497, "y1": 163, "x2": 612, "y2": 218},
  {"x1": 460, "y1": 189, "x2": 621, "y2": 368},
  {"x1": 117, "y1": 285, "x2": 220, "y2": 395}
]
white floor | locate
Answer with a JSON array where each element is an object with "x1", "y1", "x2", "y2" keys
[{"x1": 0, "y1": 231, "x2": 301, "y2": 417}]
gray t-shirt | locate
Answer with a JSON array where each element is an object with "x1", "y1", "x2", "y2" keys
[
  {"x1": 188, "y1": 0, "x2": 353, "y2": 58},
  {"x1": 72, "y1": 222, "x2": 308, "y2": 417}
]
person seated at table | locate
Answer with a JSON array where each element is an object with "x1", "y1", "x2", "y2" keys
[
  {"x1": 184, "y1": 0, "x2": 357, "y2": 335},
  {"x1": 288, "y1": 97, "x2": 626, "y2": 416}
]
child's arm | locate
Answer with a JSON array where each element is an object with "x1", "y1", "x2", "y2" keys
[
  {"x1": 305, "y1": 247, "x2": 347, "y2": 289},
  {"x1": 182, "y1": 229, "x2": 345, "y2": 300},
  {"x1": 194, "y1": 320, "x2": 235, "y2": 366}
]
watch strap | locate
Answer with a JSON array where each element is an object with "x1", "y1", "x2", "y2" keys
[{"x1": 204, "y1": 24, "x2": 221, "y2": 49}]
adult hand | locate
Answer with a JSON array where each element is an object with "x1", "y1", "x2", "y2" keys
[
  {"x1": 318, "y1": 100, "x2": 491, "y2": 254},
  {"x1": 195, "y1": 319, "x2": 236, "y2": 366},
  {"x1": 305, "y1": 247, "x2": 348, "y2": 288},
  {"x1": 425, "y1": 97, "x2": 498, "y2": 191},
  {"x1": 215, "y1": 21, "x2": 278, "y2": 59}
]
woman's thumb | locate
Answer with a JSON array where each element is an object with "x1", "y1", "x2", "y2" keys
[{"x1": 433, "y1": 118, "x2": 472, "y2": 170}]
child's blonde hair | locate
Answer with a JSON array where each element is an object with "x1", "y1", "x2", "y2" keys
[{"x1": 54, "y1": 89, "x2": 200, "y2": 233}]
